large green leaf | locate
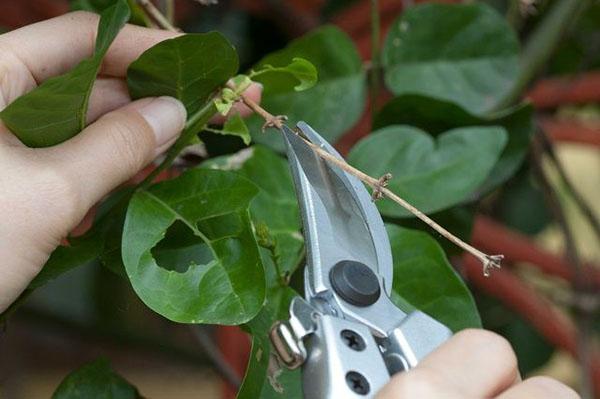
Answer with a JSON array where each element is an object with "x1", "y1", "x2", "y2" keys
[
  {"x1": 0, "y1": 0, "x2": 130, "y2": 147},
  {"x1": 122, "y1": 168, "x2": 265, "y2": 324},
  {"x1": 374, "y1": 95, "x2": 533, "y2": 192},
  {"x1": 238, "y1": 286, "x2": 302, "y2": 399},
  {"x1": 248, "y1": 25, "x2": 367, "y2": 151},
  {"x1": 52, "y1": 358, "x2": 141, "y2": 399},
  {"x1": 203, "y1": 146, "x2": 303, "y2": 277},
  {"x1": 382, "y1": 3, "x2": 519, "y2": 115},
  {"x1": 127, "y1": 33, "x2": 238, "y2": 117},
  {"x1": 347, "y1": 125, "x2": 507, "y2": 218},
  {"x1": 202, "y1": 147, "x2": 304, "y2": 397},
  {"x1": 387, "y1": 225, "x2": 481, "y2": 332}
]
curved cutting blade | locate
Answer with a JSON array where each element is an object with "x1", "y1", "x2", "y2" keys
[{"x1": 282, "y1": 122, "x2": 393, "y2": 298}]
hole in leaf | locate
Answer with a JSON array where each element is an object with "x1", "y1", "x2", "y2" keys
[{"x1": 151, "y1": 220, "x2": 215, "y2": 274}]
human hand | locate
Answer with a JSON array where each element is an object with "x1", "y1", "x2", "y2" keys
[
  {"x1": 0, "y1": 11, "x2": 261, "y2": 313},
  {"x1": 377, "y1": 329, "x2": 579, "y2": 399}
]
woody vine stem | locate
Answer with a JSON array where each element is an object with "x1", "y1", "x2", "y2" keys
[
  {"x1": 231, "y1": 88, "x2": 503, "y2": 277},
  {"x1": 138, "y1": 0, "x2": 503, "y2": 277}
]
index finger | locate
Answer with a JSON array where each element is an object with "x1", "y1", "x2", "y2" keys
[{"x1": 0, "y1": 11, "x2": 179, "y2": 83}]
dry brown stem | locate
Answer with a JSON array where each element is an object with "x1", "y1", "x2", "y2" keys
[{"x1": 233, "y1": 89, "x2": 503, "y2": 276}]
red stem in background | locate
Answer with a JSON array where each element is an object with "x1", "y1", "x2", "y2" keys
[
  {"x1": 528, "y1": 72, "x2": 600, "y2": 109},
  {"x1": 539, "y1": 118, "x2": 600, "y2": 148},
  {"x1": 472, "y1": 216, "x2": 600, "y2": 287},
  {"x1": 463, "y1": 254, "x2": 600, "y2": 397}
]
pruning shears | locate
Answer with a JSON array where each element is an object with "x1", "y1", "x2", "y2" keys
[{"x1": 270, "y1": 122, "x2": 453, "y2": 398}]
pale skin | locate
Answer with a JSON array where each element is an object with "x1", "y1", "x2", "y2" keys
[{"x1": 0, "y1": 12, "x2": 579, "y2": 399}]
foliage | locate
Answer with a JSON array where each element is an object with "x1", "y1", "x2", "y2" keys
[
  {"x1": 387, "y1": 225, "x2": 481, "y2": 331},
  {"x1": 247, "y1": 25, "x2": 367, "y2": 151},
  {"x1": 348, "y1": 125, "x2": 507, "y2": 217},
  {"x1": 0, "y1": 0, "x2": 553, "y2": 396},
  {"x1": 382, "y1": 3, "x2": 520, "y2": 115},
  {"x1": 0, "y1": 0, "x2": 130, "y2": 147},
  {"x1": 122, "y1": 168, "x2": 264, "y2": 324},
  {"x1": 52, "y1": 359, "x2": 141, "y2": 399}
]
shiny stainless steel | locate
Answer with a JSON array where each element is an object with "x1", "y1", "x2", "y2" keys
[
  {"x1": 278, "y1": 122, "x2": 452, "y2": 399},
  {"x1": 282, "y1": 122, "x2": 394, "y2": 297}
]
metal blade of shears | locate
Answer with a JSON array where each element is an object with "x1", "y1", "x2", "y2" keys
[{"x1": 281, "y1": 122, "x2": 393, "y2": 304}]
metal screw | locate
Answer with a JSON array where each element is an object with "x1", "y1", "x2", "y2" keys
[
  {"x1": 341, "y1": 329, "x2": 366, "y2": 351},
  {"x1": 345, "y1": 371, "x2": 370, "y2": 395}
]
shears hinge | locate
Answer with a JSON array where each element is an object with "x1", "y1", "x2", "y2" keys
[
  {"x1": 270, "y1": 297, "x2": 319, "y2": 369},
  {"x1": 270, "y1": 321, "x2": 306, "y2": 369}
]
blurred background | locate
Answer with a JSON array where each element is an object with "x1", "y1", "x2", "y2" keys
[{"x1": 0, "y1": 0, "x2": 598, "y2": 398}]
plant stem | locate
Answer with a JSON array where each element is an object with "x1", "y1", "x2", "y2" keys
[
  {"x1": 234, "y1": 90, "x2": 503, "y2": 276},
  {"x1": 137, "y1": 0, "x2": 180, "y2": 32},
  {"x1": 536, "y1": 129, "x2": 600, "y2": 243},
  {"x1": 162, "y1": 0, "x2": 175, "y2": 25},
  {"x1": 506, "y1": 0, "x2": 522, "y2": 30},
  {"x1": 498, "y1": 0, "x2": 589, "y2": 108},
  {"x1": 369, "y1": 0, "x2": 382, "y2": 117},
  {"x1": 531, "y1": 134, "x2": 594, "y2": 399},
  {"x1": 135, "y1": 0, "x2": 503, "y2": 277}
]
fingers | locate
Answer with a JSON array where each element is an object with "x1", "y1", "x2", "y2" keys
[
  {"x1": 86, "y1": 78, "x2": 131, "y2": 124},
  {"x1": 418, "y1": 329, "x2": 520, "y2": 396},
  {"x1": 496, "y1": 377, "x2": 580, "y2": 399},
  {"x1": 377, "y1": 329, "x2": 520, "y2": 398},
  {"x1": 0, "y1": 11, "x2": 178, "y2": 85},
  {"x1": 43, "y1": 96, "x2": 185, "y2": 216}
]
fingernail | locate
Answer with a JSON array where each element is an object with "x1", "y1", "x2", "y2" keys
[{"x1": 137, "y1": 96, "x2": 187, "y2": 147}]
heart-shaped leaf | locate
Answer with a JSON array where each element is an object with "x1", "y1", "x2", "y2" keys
[
  {"x1": 52, "y1": 358, "x2": 141, "y2": 399},
  {"x1": 247, "y1": 26, "x2": 367, "y2": 151},
  {"x1": 127, "y1": 32, "x2": 238, "y2": 117},
  {"x1": 0, "y1": 0, "x2": 130, "y2": 147},
  {"x1": 387, "y1": 225, "x2": 481, "y2": 332},
  {"x1": 374, "y1": 95, "x2": 533, "y2": 192},
  {"x1": 122, "y1": 168, "x2": 265, "y2": 324},
  {"x1": 382, "y1": 3, "x2": 519, "y2": 115},
  {"x1": 347, "y1": 125, "x2": 507, "y2": 218},
  {"x1": 203, "y1": 146, "x2": 303, "y2": 278}
]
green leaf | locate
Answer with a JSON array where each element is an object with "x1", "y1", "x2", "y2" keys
[
  {"x1": 213, "y1": 112, "x2": 251, "y2": 145},
  {"x1": 127, "y1": 33, "x2": 238, "y2": 118},
  {"x1": 399, "y1": 205, "x2": 475, "y2": 258},
  {"x1": 248, "y1": 25, "x2": 366, "y2": 152},
  {"x1": 0, "y1": 0, "x2": 130, "y2": 147},
  {"x1": 52, "y1": 358, "x2": 141, "y2": 399},
  {"x1": 382, "y1": 3, "x2": 519, "y2": 115},
  {"x1": 238, "y1": 287, "x2": 302, "y2": 399},
  {"x1": 348, "y1": 125, "x2": 507, "y2": 218},
  {"x1": 496, "y1": 168, "x2": 552, "y2": 235},
  {"x1": 374, "y1": 95, "x2": 533, "y2": 192},
  {"x1": 71, "y1": 0, "x2": 149, "y2": 26},
  {"x1": 34, "y1": 188, "x2": 134, "y2": 290},
  {"x1": 202, "y1": 146, "x2": 303, "y2": 278},
  {"x1": 387, "y1": 225, "x2": 481, "y2": 332},
  {"x1": 252, "y1": 57, "x2": 318, "y2": 92},
  {"x1": 202, "y1": 148, "x2": 303, "y2": 397},
  {"x1": 122, "y1": 168, "x2": 265, "y2": 324},
  {"x1": 29, "y1": 235, "x2": 102, "y2": 290}
]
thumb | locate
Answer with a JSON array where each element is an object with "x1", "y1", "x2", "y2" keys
[{"x1": 50, "y1": 96, "x2": 186, "y2": 215}]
